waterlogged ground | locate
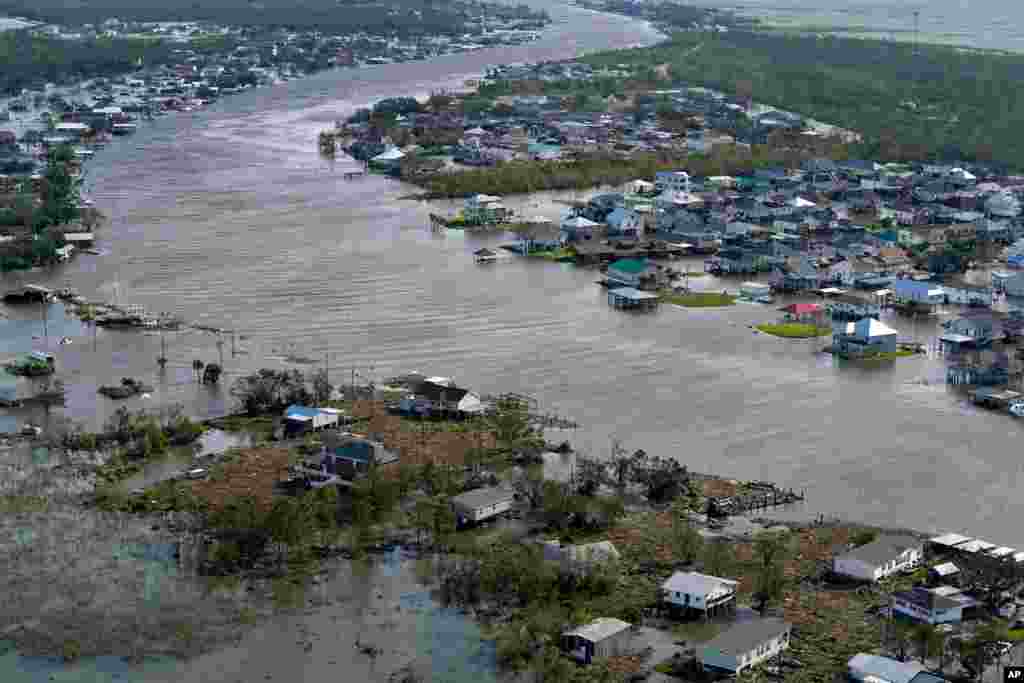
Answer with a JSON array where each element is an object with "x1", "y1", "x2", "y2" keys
[{"x1": 0, "y1": 434, "x2": 502, "y2": 682}]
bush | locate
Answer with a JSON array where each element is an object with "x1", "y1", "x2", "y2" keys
[{"x1": 851, "y1": 529, "x2": 879, "y2": 547}]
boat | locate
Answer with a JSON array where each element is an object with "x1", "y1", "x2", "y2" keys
[
  {"x1": 1010, "y1": 401, "x2": 1024, "y2": 418},
  {"x1": 184, "y1": 468, "x2": 208, "y2": 480}
]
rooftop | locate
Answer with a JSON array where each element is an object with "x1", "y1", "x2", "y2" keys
[
  {"x1": 450, "y1": 486, "x2": 516, "y2": 511},
  {"x1": 563, "y1": 617, "x2": 632, "y2": 643},
  {"x1": 702, "y1": 618, "x2": 790, "y2": 656},
  {"x1": 661, "y1": 571, "x2": 738, "y2": 596},
  {"x1": 836, "y1": 535, "x2": 921, "y2": 568}
]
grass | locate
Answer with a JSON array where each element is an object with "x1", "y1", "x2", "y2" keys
[
  {"x1": 660, "y1": 291, "x2": 736, "y2": 307},
  {"x1": 756, "y1": 323, "x2": 832, "y2": 338},
  {"x1": 205, "y1": 414, "x2": 275, "y2": 434},
  {"x1": 671, "y1": 621, "x2": 722, "y2": 644}
]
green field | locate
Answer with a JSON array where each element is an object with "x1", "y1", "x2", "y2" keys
[
  {"x1": 661, "y1": 292, "x2": 736, "y2": 307},
  {"x1": 756, "y1": 323, "x2": 832, "y2": 338}
]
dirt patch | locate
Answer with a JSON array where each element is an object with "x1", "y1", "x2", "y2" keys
[
  {"x1": 606, "y1": 653, "x2": 644, "y2": 676},
  {"x1": 187, "y1": 447, "x2": 293, "y2": 511},
  {"x1": 701, "y1": 479, "x2": 738, "y2": 498},
  {"x1": 350, "y1": 400, "x2": 496, "y2": 467}
]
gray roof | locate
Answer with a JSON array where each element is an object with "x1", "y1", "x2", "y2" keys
[
  {"x1": 450, "y1": 486, "x2": 515, "y2": 511},
  {"x1": 563, "y1": 617, "x2": 632, "y2": 643},
  {"x1": 661, "y1": 571, "x2": 738, "y2": 597},
  {"x1": 848, "y1": 653, "x2": 925, "y2": 683},
  {"x1": 702, "y1": 618, "x2": 790, "y2": 656},
  {"x1": 838, "y1": 535, "x2": 921, "y2": 568}
]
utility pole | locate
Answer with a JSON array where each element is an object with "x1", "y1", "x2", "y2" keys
[
  {"x1": 351, "y1": 367, "x2": 356, "y2": 400},
  {"x1": 216, "y1": 336, "x2": 224, "y2": 367},
  {"x1": 231, "y1": 332, "x2": 237, "y2": 358},
  {"x1": 158, "y1": 329, "x2": 167, "y2": 368},
  {"x1": 40, "y1": 299, "x2": 48, "y2": 347},
  {"x1": 913, "y1": 10, "x2": 920, "y2": 57}
]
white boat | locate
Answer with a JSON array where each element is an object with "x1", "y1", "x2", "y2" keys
[{"x1": 1010, "y1": 401, "x2": 1024, "y2": 417}]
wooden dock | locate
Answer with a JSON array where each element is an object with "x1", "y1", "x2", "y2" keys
[{"x1": 343, "y1": 171, "x2": 365, "y2": 180}]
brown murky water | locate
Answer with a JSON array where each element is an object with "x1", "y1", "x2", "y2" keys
[{"x1": 2, "y1": 0, "x2": 1024, "y2": 551}]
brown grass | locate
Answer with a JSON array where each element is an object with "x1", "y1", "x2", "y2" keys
[
  {"x1": 605, "y1": 653, "x2": 645, "y2": 676},
  {"x1": 701, "y1": 479, "x2": 738, "y2": 497},
  {"x1": 349, "y1": 400, "x2": 497, "y2": 466},
  {"x1": 186, "y1": 447, "x2": 293, "y2": 512}
]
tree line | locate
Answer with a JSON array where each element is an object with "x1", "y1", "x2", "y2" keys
[
  {"x1": 0, "y1": 0, "x2": 546, "y2": 37},
  {"x1": 580, "y1": 30, "x2": 1024, "y2": 170},
  {"x1": 0, "y1": 29, "x2": 172, "y2": 96}
]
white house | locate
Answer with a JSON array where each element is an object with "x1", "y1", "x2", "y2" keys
[
  {"x1": 891, "y1": 279, "x2": 945, "y2": 305},
  {"x1": 699, "y1": 618, "x2": 791, "y2": 675},
  {"x1": 450, "y1": 487, "x2": 515, "y2": 526},
  {"x1": 848, "y1": 653, "x2": 947, "y2": 683},
  {"x1": 891, "y1": 585, "x2": 976, "y2": 625},
  {"x1": 832, "y1": 535, "x2": 923, "y2": 582},
  {"x1": 832, "y1": 317, "x2": 900, "y2": 355},
  {"x1": 543, "y1": 540, "x2": 620, "y2": 577},
  {"x1": 661, "y1": 571, "x2": 738, "y2": 617}
]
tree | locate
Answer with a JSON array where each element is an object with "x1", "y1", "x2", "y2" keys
[
  {"x1": 230, "y1": 368, "x2": 310, "y2": 414},
  {"x1": 703, "y1": 540, "x2": 735, "y2": 577},
  {"x1": 912, "y1": 623, "x2": 943, "y2": 664},
  {"x1": 487, "y1": 394, "x2": 536, "y2": 454},
  {"x1": 669, "y1": 499, "x2": 702, "y2": 564},
  {"x1": 311, "y1": 368, "x2": 333, "y2": 404},
  {"x1": 751, "y1": 531, "x2": 789, "y2": 614}
]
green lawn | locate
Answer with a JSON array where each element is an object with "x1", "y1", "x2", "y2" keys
[
  {"x1": 756, "y1": 323, "x2": 832, "y2": 338},
  {"x1": 661, "y1": 292, "x2": 736, "y2": 307}
]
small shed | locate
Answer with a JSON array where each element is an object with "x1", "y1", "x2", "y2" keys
[
  {"x1": 450, "y1": 487, "x2": 515, "y2": 526},
  {"x1": 561, "y1": 618, "x2": 632, "y2": 665},
  {"x1": 284, "y1": 405, "x2": 340, "y2": 435}
]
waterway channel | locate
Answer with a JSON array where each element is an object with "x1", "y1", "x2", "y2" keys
[{"x1": 2, "y1": 0, "x2": 1024, "y2": 545}]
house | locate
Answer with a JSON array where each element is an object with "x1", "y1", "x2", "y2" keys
[
  {"x1": 607, "y1": 258, "x2": 656, "y2": 289},
  {"x1": 891, "y1": 585, "x2": 977, "y2": 625},
  {"x1": 660, "y1": 571, "x2": 738, "y2": 617},
  {"x1": 397, "y1": 377, "x2": 484, "y2": 417},
  {"x1": 463, "y1": 194, "x2": 509, "y2": 224},
  {"x1": 699, "y1": 618, "x2": 791, "y2": 675},
  {"x1": 740, "y1": 282, "x2": 772, "y2": 301},
  {"x1": 561, "y1": 618, "x2": 633, "y2": 665},
  {"x1": 450, "y1": 487, "x2": 516, "y2": 526},
  {"x1": 779, "y1": 303, "x2": 825, "y2": 324},
  {"x1": 319, "y1": 434, "x2": 399, "y2": 479},
  {"x1": 283, "y1": 405, "x2": 341, "y2": 435},
  {"x1": 892, "y1": 279, "x2": 945, "y2": 305},
  {"x1": 826, "y1": 293, "x2": 881, "y2": 321},
  {"x1": 876, "y1": 247, "x2": 911, "y2": 271},
  {"x1": 999, "y1": 271, "x2": 1024, "y2": 298},
  {"x1": 941, "y1": 316, "x2": 996, "y2": 348},
  {"x1": 832, "y1": 535, "x2": 923, "y2": 582},
  {"x1": 655, "y1": 170, "x2": 692, "y2": 193},
  {"x1": 560, "y1": 215, "x2": 602, "y2": 244},
  {"x1": 605, "y1": 207, "x2": 643, "y2": 238},
  {"x1": 542, "y1": 540, "x2": 620, "y2": 577},
  {"x1": 847, "y1": 653, "x2": 947, "y2": 683}
]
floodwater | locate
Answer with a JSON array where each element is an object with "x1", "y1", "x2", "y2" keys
[
  {"x1": 0, "y1": 0, "x2": 1023, "y2": 568},
  {"x1": 3, "y1": 0, "x2": 1024, "y2": 544}
]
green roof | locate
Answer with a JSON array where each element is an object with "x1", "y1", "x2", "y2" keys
[{"x1": 609, "y1": 258, "x2": 648, "y2": 274}]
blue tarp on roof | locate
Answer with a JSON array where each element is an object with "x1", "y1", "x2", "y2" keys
[{"x1": 285, "y1": 405, "x2": 320, "y2": 419}]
